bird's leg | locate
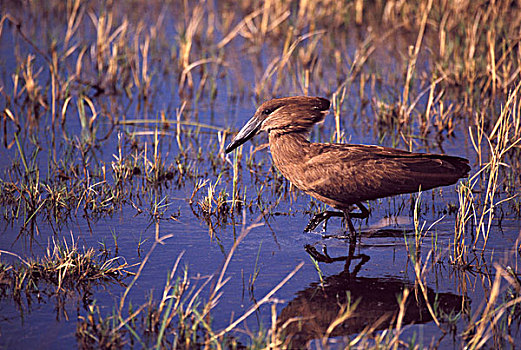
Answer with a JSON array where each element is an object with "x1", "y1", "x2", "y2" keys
[
  {"x1": 339, "y1": 202, "x2": 369, "y2": 236},
  {"x1": 304, "y1": 210, "x2": 344, "y2": 232},
  {"x1": 348, "y1": 202, "x2": 370, "y2": 219},
  {"x1": 305, "y1": 204, "x2": 369, "y2": 233},
  {"x1": 342, "y1": 211, "x2": 358, "y2": 237}
]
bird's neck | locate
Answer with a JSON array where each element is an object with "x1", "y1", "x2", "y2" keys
[{"x1": 268, "y1": 131, "x2": 310, "y2": 184}]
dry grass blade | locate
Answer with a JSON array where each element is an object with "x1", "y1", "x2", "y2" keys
[{"x1": 215, "y1": 261, "x2": 304, "y2": 339}]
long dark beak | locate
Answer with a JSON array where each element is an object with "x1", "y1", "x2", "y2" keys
[{"x1": 225, "y1": 114, "x2": 263, "y2": 153}]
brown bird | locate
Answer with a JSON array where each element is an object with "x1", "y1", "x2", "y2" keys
[{"x1": 225, "y1": 96, "x2": 470, "y2": 235}]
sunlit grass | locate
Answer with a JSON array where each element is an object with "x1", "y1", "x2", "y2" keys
[
  {"x1": 1, "y1": 0, "x2": 521, "y2": 348},
  {"x1": 0, "y1": 234, "x2": 129, "y2": 305}
]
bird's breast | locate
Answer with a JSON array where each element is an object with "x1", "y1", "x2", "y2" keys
[{"x1": 268, "y1": 133, "x2": 311, "y2": 188}]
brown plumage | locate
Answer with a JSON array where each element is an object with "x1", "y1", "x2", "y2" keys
[{"x1": 225, "y1": 96, "x2": 470, "y2": 234}]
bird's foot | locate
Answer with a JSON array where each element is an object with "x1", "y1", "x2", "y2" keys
[
  {"x1": 304, "y1": 212, "x2": 326, "y2": 232},
  {"x1": 304, "y1": 211, "x2": 344, "y2": 233}
]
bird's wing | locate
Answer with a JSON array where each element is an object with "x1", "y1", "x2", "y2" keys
[{"x1": 297, "y1": 144, "x2": 469, "y2": 207}]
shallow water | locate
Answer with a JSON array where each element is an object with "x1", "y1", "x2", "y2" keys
[{"x1": 1, "y1": 1, "x2": 521, "y2": 349}]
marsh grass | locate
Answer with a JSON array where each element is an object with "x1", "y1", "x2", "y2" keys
[
  {"x1": 75, "y1": 218, "x2": 304, "y2": 349},
  {"x1": 450, "y1": 83, "x2": 521, "y2": 269},
  {"x1": 0, "y1": 132, "x2": 185, "y2": 235},
  {"x1": 0, "y1": 234, "x2": 129, "y2": 316},
  {"x1": 1, "y1": 0, "x2": 521, "y2": 348}
]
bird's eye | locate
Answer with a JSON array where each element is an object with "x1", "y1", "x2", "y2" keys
[{"x1": 263, "y1": 108, "x2": 272, "y2": 115}]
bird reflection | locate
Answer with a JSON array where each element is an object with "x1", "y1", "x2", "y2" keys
[{"x1": 276, "y1": 241, "x2": 466, "y2": 348}]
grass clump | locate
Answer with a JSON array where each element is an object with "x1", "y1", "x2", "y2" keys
[
  {"x1": 76, "y1": 222, "x2": 298, "y2": 349},
  {"x1": 0, "y1": 234, "x2": 129, "y2": 301}
]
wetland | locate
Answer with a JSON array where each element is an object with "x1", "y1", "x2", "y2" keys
[{"x1": 1, "y1": 0, "x2": 521, "y2": 348}]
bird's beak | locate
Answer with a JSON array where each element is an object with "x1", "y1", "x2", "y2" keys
[{"x1": 225, "y1": 114, "x2": 263, "y2": 153}]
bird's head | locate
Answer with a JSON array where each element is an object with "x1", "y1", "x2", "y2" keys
[{"x1": 225, "y1": 96, "x2": 330, "y2": 153}]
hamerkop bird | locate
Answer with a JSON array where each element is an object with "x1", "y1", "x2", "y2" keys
[{"x1": 225, "y1": 96, "x2": 470, "y2": 235}]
